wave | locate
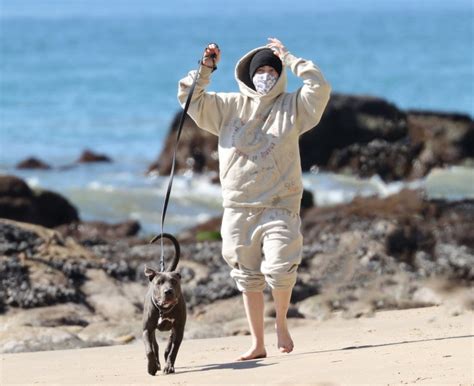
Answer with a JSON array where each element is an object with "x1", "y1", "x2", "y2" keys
[
  {"x1": 64, "y1": 173, "x2": 222, "y2": 234},
  {"x1": 58, "y1": 166, "x2": 474, "y2": 233},
  {"x1": 303, "y1": 166, "x2": 474, "y2": 207},
  {"x1": 3, "y1": 165, "x2": 473, "y2": 234}
]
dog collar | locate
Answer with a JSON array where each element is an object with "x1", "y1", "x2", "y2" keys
[{"x1": 151, "y1": 296, "x2": 177, "y2": 316}]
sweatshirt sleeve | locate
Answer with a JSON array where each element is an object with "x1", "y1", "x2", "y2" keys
[
  {"x1": 177, "y1": 65, "x2": 229, "y2": 136},
  {"x1": 282, "y1": 52, "x2": 331, "y2": 134}
]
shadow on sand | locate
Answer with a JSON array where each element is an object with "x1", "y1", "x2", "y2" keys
[
  {"x1": 292, "y1": 334, "x2": 474, "y2": 358},
  {"x1": 178, "y1": 357, "x2": 273, "y2": 374},
  {"x1": 176, "y1": 334, "x2": 473, "y2": 374}
]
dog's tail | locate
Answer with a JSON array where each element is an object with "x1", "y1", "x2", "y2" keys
[{"x1": 149, "y1": 233, "x2": 181, "y2": 272}]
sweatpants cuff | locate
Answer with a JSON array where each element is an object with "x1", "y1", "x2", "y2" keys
[
  {"x1": 265, "y1": 271, "x2": 297, "y2": 290},
  {"x1": 230, "y1": 269, "x2": 298, "y2": 292},
  {"x1": 230, "y1": 269, "x2": 266, "y2": 292}
]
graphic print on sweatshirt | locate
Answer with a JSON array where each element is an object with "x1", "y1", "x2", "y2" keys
[{"x1": 219, "y1": 116, "x2": 281, "y2": 197}]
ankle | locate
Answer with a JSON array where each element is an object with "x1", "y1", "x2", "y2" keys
[
  {"x1": 275, "y1": 316, "x2": 288, "y2": 329},
  {"x1": 251, "y1": 339, "x2": 265, "y2": 349}
]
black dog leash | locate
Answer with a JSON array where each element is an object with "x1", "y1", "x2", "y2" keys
[{"x1": 150, "y1": 45, "x2": 218, "y2": 272}]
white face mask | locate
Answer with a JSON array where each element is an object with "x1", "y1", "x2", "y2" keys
[{"x1": 252, "y1": 72, "x2": 278, "y2": 95}]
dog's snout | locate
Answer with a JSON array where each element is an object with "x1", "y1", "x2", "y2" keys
[{"x1": 164, "y1": 288, "x2": 174, "y2": 296}]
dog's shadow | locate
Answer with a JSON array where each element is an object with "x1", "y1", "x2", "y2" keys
[{"x1": 178, "y1": 358, "x2": 273, "y2": 374}]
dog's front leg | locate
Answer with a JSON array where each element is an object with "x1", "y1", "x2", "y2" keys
[
  {"x1": 164, "y1": 335, "x2": 172, "y2": 363},
  {"x1": 163, "y1": 330, "x2": 183, "y2": 374},
  {"x1": 143, "y1": 329, "x2": 160, "y2": 375}
]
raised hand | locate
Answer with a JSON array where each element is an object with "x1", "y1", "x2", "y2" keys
[
  {"x1": 202, "y1": 43, "x2": 221, "y2": 69},
  {"x1": 267, "y1": 37, "x2": 288, "y2": 58}
]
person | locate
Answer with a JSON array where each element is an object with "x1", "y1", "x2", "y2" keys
[{"x1": 178, "y1": 37, "x2": 331, "y2": 361}]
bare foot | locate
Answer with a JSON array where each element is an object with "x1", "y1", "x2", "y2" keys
[
  {"x1": 276, "y1": 323, "x2": 294, "y2": 353},
  {"x1": 236, "y1": 346, "x2": 267, "y2": 361}
]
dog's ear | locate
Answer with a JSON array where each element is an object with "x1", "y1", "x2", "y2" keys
[
  {"x1": 171, "y1": 272, "x2": 181, "y2": 280},
  {"x1": 144, "y1": 266, "x2": 158, "y2": 281}
]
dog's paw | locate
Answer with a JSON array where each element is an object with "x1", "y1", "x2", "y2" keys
[
  {"x1": 147, "y1": 357, "x2": 160, "y2": 376},
  {"x1": 163, "y1": 363, "x2": 175, "y2": 374}
]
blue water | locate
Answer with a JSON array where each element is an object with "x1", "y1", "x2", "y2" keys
[{"x1": 0, "y1": 0, "x2": 473, "y2": 233}]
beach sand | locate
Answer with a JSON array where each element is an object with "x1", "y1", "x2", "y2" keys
[{"x1": 1, "y1": 305, "x2": 472, "y2": 385}]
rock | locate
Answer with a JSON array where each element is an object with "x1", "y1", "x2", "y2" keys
[
  {"x1": 80, "y1": 269, "x2": 141, "y2": 320},
  {"x1": 297, "y1": 190, "x2": 473, "y2": 316},
  {"x1": 0, "y1": 175, "x2": 79, "y2": 227},
  {"x1": 265, "y1": 303, "x2": 304, "y2": 319},
  {"x1": 301, "y1": 189, "x2": 314, "y2": 211},
  {"x1": 77, "y1": 320, "x2": 141, "y2": 345},
  {"x1": 0, "y1": 219, "x2": 101, "y2": 312},
  {"x1": 76, "y1": 149, "x2": 112, "y2": 163},
  {"x1": 327, "y1": 138, "x2": 418, "y2": 181},
  {"x1": 147, "y1": 112, "x2": 218, "y2": 176},
  {"x1": 184, "y1": 269, "x2": 238, "y2": 308},
  {"x1": 300, "y1": 93, "x2": 408, "y2": 169},
  {"x1": 114, "y1": 334, "x2": 136, "y2": 344},
  {"x1": 297, "y1": 295, "x2": 332, "y2": 321},
  {"x1": 0, "y1": 174, "x2": 32, "y2": 197},
  {"x1": 0, "y1": 326, "x2": 90, "y2": 353},
  {"x1": 385, "y1": 222, "x2": 436, "y2": 265},
  {"x1": 407, "y1": 110, "x2": 474, "y2": 178},
  {"x1": 434, "y1": 243, "x2": 474, "y2": 281},
  {"x1": 192, "y1": 297, "x2": 245, "y2": 324},
  {"x1": 291, "y1": 274, "x2": 320, "y2": 303},
  {"x1": 412, "y1": 287, "x2": 443, "y2": 306},
  {"x1": 152, "y1": 94, "x2": 473, "y2": 182},
  {"x1": 183, "y1": 319, "x2": 226, "y2": 340},
  {"x1": 0, "y1": 304, "x2": 94, "y2": 330},
  {"x1": 56, "y1": 220, "x2": 141, "y2": 244},
  {"x1": 34, "y1": 190, "x2": 80, "y2": 228},
  {"x1": 16, "y1": 157, "x2": 51, "y2": 170}
]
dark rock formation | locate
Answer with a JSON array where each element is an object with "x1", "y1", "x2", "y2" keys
[
  {"x1": 152, "y1": 94, "x2": 473, "y2": 182},
  {"x1": 76, "y1": 149, "x2": 112, "y2": 163},
  {"x1": 147, "y1": 112, "x2": 218, "y2": 176},
  {"x1": 56, "y1": 220, "x2": 141, "y2": 245},
  {"x1": 16, "y1": 157, "x2": 52, "y2": 170},
  {"x1": 0, "y1": 220, "x2": 98, "y2": 311},
  {"x1": 327, "y1": 138, "x2": 417, "y2": 180},
  {"x1": 0, "y1": 175, "x2": 79, "y2": 227},
  {"x1": 300, "y1": 93, "x2": 409, "y2": 169},
  {"x1": 406, "y1": 110, "x2": 474, "y2": 179}
]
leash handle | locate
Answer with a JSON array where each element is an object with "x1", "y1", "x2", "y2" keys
[{"x1": 157, "y1": 61, "x2": 203, "y2": 272}]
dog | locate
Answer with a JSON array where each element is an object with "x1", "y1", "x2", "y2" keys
[{"x1": 142, "y1": 233, "x2": 186, "y2": 375}]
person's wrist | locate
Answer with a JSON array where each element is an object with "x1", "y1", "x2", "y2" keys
[
  {"x1": 281, "y1": 51, "x2": 293, "y2": 66},
  {"x1": 200, "y1": 59, "x2": 217, "y2": 72}
]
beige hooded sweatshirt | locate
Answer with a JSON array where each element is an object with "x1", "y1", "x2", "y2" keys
[{"x1": 178, "y1": 47, "x2": 331, "y2": 214}]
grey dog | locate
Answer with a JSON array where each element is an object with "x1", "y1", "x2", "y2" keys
[{"x1": 142, "y1": 233, "x2": 186, "y2": 375}]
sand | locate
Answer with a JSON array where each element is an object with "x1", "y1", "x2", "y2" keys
[{"x1": 1, "y1": 305, "x2": 472, "y2": 385}]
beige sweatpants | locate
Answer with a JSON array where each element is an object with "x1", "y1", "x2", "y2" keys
[{"x1": 221, "y1": 207, "x2": 303, "y2": 292}]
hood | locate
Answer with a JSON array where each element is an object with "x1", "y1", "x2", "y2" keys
[{"x1": 235, "y1": 46, "x2": 287, "y2": 100}]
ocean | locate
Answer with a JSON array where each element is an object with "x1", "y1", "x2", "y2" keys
[{"x1": 0, "y1": 0, "x2": 473, "y2": 234}]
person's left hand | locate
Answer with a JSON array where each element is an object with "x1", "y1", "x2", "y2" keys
[{"x1": 267, "y1": 37, "x2": 288, "y2": 58}]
